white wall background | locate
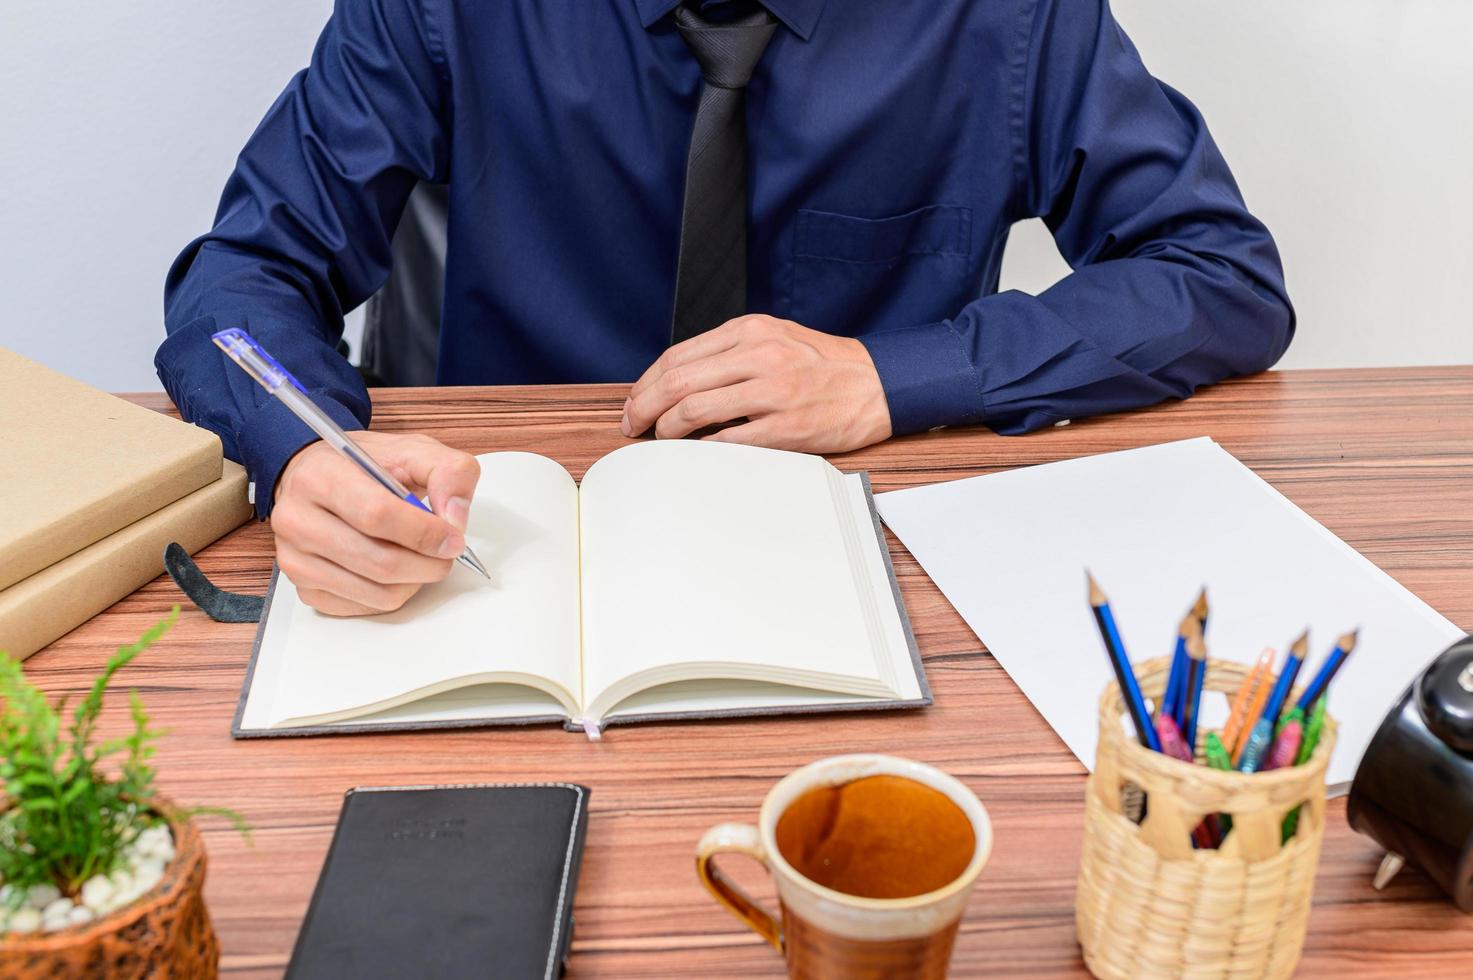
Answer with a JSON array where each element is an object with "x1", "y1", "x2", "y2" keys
[
  {"x1": 0, "y1": 1, "x2": 352, "y2": 391},
  {"x1": 2, "y1": 0, "x2": 1470, "y2": 391},
  {"x1": 1003, "y1": 0, "x2": 1473, "y2": 370}
]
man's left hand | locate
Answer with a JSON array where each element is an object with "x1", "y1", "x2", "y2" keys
[{"x1": 621, "y1": 315, "x2": 893, "y2": 453}]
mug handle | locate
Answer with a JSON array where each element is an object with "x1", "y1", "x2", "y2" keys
[{"x1": 695, "y1": 822, "x2": 783, "y2": 951}]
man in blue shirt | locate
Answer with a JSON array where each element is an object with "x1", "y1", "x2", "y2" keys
[{"x1": 159, "y1": 0, "x2": 1292, "y2": 616}]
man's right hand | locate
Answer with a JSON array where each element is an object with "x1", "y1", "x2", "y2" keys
[{"x1": 271, "y1": 430, "x2": 481, "y2": 617}]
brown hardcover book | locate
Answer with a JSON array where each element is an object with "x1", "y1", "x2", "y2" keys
[
  {"x1": 0, "y1": 460, "x2": 252, "y2": 660},
  {"x1": 0, "y1": 347, "x2": 223, "y2": 591}
]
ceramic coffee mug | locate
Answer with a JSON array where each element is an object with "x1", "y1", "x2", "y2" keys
[{"x1": 696, "y1": 754, "x2": 992, "y2": 979}]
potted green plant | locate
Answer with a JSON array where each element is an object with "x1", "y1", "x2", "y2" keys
[{"x1": 0, "y1": 608, "x2": 245, "y2": 977}]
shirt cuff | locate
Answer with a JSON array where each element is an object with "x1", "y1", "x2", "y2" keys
[
  {"x1": 236, "y1": 389, "x2": 366, "y2": 519},
  {"x1": 859, "y1": 321, "x2": 985, "y2": 435}
]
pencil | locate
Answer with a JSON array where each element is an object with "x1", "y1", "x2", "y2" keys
[
  {"x1": 1159, "y1": 630, "x2": 1187, "y2": 724},
  {"x1": 1179, "y1": 616, "x2": 1207, "y2": 755},
  {"x1": 1192, "y1": 586, "x2": 1209, "y2": 632},
  {"x1": 1155, "y1": 714, "x2": 1194, "y2": 762},
  {"x1": 1087, "y1": 572, "x2": 1161, "y2": 751},
  {"x1": 1295, "y1": 629, "x2": 1358, "y2": 712},
  {"x1": 1295, "y1": 697, "x2": 1329, "y2": 767},
  {"x1": 1283, "y1": 699, "x2": 1328, "y2": 841},
  {"x1": 1263, "y1": 718, "x2": 1304, "y2": 771},
  {"x1": 1154, "y1": 711, "x2": 1218, "y2": 846},
  {"x1": 1222, "y1": 647, "x2": 1275, "y2": 757},
  {"x1": 1266, "y1": 630, "x2": 1309, "y2": 728},
  {"x1": 1205, "y1": 731, "x2": 1235, "y2": 841},
  {"x1": 1275, "y1": 705, "x2": 1306, "y2": 736},
  {"x1": 1205, "y1": 731, "x2": 1233, "y2": 771}
]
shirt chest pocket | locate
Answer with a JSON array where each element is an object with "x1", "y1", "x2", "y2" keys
[{"x1": 787, "y1": 204, "x2": 973, "y2": 334}]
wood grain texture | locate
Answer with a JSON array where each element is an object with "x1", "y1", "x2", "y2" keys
[{"x1": 27, "y1": 368, "x2": 1473, "y2": 978}]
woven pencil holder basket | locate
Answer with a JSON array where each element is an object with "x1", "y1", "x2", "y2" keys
[
  {"x1": 1075, "y1": 656, "x2": 1336, "y2": 980},
  {"x1": 0, "y1": 804, "x2": 219, "y2": 979}
]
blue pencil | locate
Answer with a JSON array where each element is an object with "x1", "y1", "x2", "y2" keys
[
  {"x1": 1087, "y1": 573, "x2": 1162, "y2": 752},
  {"x1": 1160, "y1": 588, "x2": 1206, "y2": 725},
  {"x1": 1295, "y1": 629, "x2": 1358, "y2": 712},
  {"x1": 1239, "y1": 630, "x2": 1309, "y2": 772},
  {"x1": 1160, "y1": 632, "x2": 1187, "y2": 724},
  {"x1": 1180, "y1": 616, "x2": 1207, "y2": 754}
]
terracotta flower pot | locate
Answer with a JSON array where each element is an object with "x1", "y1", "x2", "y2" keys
[{"x1": 0, "y1": 805, "x2": 219, "y2": 978}]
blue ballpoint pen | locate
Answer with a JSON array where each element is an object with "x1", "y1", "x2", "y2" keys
[{"x1": 211, "y1": 328, "x2": 489, "y2": 579}]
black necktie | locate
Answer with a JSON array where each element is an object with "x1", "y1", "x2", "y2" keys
[{"x1": 670, "y1": 3, "x2": 778, "y2": 345}]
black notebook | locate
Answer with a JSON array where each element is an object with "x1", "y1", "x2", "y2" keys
[{"x1": 287, "y1": 783, "x2": 589, "y2": 980}]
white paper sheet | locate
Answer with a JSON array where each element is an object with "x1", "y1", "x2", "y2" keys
[{"x1": 876, "y1": 437, "x2": 1465, "y2": 788}]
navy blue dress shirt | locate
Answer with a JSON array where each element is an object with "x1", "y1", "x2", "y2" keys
[{"x1": 159, "y1": 0, "x2": 1293, "y2": 516}]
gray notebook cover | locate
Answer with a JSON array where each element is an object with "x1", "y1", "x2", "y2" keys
[{"x1": 232, "y1": 472, "x2": 929, "y2": 738}]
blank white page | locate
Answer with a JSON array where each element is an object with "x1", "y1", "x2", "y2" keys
[
  {"x1": 877, "y1": 438, "x2": 1464, "y2": 788},
  {"x1": 577, "y1": 441, "x2": 891, "y2": 717},
  {"x1": 264, "y1": 452, "x2": 583, "y2": 727}
]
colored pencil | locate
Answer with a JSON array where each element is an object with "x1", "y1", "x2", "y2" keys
[
  {"x1": 1179, "y1": 616, "x2": 1207, "y2": 754},
  {"x1": 1160, "y1": 589, "x2": 1205, "y2": 725},
  {"x1": 1275, "y1": 705, "x2": 1305, "y2": 736},
  {"x1": 1222, "y1": 647, "x2": 1275, "y2": 758},
  {"x1": 1265, "y1": 630, "x2": 1309, "y2": 728},
  {"x1": 1282, "y1": 699, "x2": 1329, "y2": 842},
  {"x1": 1295, "y1": 629, "x2": 1358, "y2": 712},
  {"x1": 1087, "y1": 573, "x2": 1161, "y2": 751},
  {"x1": 1156, "y1": 658, "x2": 1217, "y2": 848},
  {"x1": 1205, "y1": 731, "x2": 1233, "y2": 771},
  {"x1": 1263, "y1": 718, "x2": 1304, "y2": 771},
  {"x1": 1205, "y1": 731, "x2": 1235, "y2": 840},
  {"x1": 1295, "y1": 697, "x2": 1329, "y2": 767},
  {"x1": 1160, "y1": 632, "x2": 1187, "y2": 724},
  {"x1": 1155, "y1": 714, "x2": 1194, "y2": 762},
  {"x1": 1192, "y1": 817, "x2": 1220, "y2": 850}
]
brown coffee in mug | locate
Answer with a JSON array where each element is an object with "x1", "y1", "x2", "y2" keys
[
  {"x1": 697, "y1": 755, "x2": 992, "y2": 980},
  {"x1": 776, "y1": 774, "x2": 976, "y2": 899}
]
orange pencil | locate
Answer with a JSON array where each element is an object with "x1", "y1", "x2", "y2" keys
[{"x1": 1225, "y1": 647, "x2": 1275, "y2": 762}]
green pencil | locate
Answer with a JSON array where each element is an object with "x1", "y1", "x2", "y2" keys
[
  {"x1": 1206, "y1": 731, "x2": 1234, "y2": 839},
  {"x1": 1295, "y1": 698, "x2": 1328, "y2": 766},
  {"x1": 1205, "y1": 731, "x2": 1233, "y2": 771}
]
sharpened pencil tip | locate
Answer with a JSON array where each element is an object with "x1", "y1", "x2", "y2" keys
[
  {"x1": 1086, "y1": 570, "x2": 1105, "y2": 606},
  {"x1": 1340, "y1": 629, "x2": 1359, "y2": 653},
  {"x1": 1290, "y1": 630, "x2": 1309, "y2": 658},
  {"x1": 1191, "y1": 587, "x2": 1209, "y2": 622}
]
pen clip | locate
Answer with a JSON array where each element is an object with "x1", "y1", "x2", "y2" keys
[{"x1": 211, "y1": 328, "x2": 309, "y2": 395}]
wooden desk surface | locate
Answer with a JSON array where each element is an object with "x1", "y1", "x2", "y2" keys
[{"x1": 21, "y1": 367, "x2": 1473, "y2": 977}]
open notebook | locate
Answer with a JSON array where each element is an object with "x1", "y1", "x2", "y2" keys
[{"x1": 234, "y1": 441, "x2": 927, "y2": 737}]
